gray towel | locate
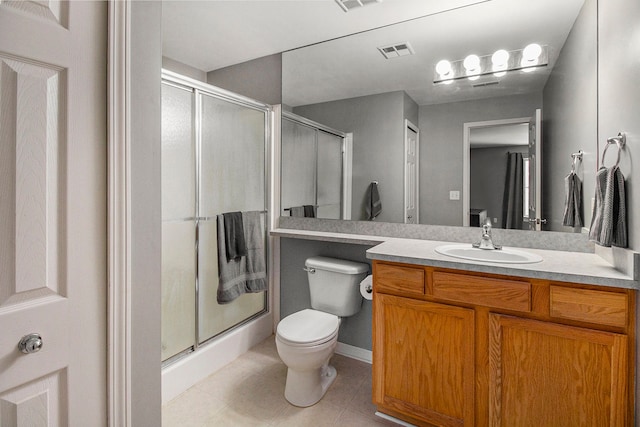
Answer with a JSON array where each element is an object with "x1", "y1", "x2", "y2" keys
[
  {"x1": 589, "y1": 166, "x2": 627, "y2": 247},
  {"x1": 289, "y1": 206, "x2": 305, "y2": 217},
  {"x1": 222, "y1": 211, "x2": 247, "y2": 261},
  {"x1": 217, "y1": 211, "x2": 268, "y2": 304},
  {"x1": 365, "y1": 182, "x2": 382, "y2": 220},
  {"x1": 303, "y1": 205, "x2": 316, "y2": 218},
  {"x1": 562, "y1": 173, "x2": 583, "y2": 228}
]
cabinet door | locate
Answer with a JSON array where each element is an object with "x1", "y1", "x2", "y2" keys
[
  {"x1": 489, "y1": 314, "x2": 628, "y2": 427},
  {"x1": 373, "y1": 294, "x2": 475, "y2": 427}
]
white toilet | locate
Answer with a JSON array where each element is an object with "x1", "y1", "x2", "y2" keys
[{"x1": 276, "y1": 256, "x2": 369, "y2": 407}]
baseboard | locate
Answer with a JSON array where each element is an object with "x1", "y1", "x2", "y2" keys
[{"x1": 335, "y1": 341, "x2": 372, "y2": 364}]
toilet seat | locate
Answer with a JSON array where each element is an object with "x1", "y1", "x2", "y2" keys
[{"x1": 277, "y1": 309, "x2": 339, "y2": 347}]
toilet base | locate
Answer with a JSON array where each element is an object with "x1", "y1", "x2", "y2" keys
[{"x1": 284, "y1": 363, "x2": 337, "y2": 407}]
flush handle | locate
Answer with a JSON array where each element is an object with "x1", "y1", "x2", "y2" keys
[
  {"x1": 303, "y1": 267, "x2": 316, "y2": 274},
  {"x1": 18, "y1": 333, "x2": 43, "y2": 354}
]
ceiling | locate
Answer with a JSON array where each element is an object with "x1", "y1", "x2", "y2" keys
[
  {"x1": 162, "y1": 0, "x2": 586, "y2": 107},
  {"x1": 162, "y1": 0, "x2": 489, "y2": 72}
]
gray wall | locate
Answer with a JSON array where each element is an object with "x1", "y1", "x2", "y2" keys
[
  {"x1": 598, "y1": 1, "x2": 640, "y2": 416},
  {"x1": 162, "y1": 56, "x2": 207, "y2": 82},
  {"x1": 207, "y1": 54, "x2": 282, "y2": 105},
  {"x1": 599, "y1": 0, "x2": 639, "y2": 252},
  {"x1": 470, "y1": 146, "x2": 528, "y2": 228},
  {"x1": 294, "y1": 91, "x2": 417, "y2": 223},
  {"x1": 280, "y1": 239, "x2": 374, "y2": 351},
  {"x1": 542, "y1": 0, "x2": 597, "y2": 232},
  {"x1": 131, "y1": 2, "x2": 162, "y2": 425},
  {"x1": 418, "y1": 93, "x2": 542, "y2": 226}
]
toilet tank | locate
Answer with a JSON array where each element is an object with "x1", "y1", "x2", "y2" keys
[{"x1": 305, "y1": 256, "x2": 369, "y2": 317}]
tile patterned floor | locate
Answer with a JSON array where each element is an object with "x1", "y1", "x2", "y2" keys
[{"x1": 162, "y1": 335, "x2": 400, "y2": 426}]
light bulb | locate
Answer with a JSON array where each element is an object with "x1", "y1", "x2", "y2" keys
[
  {"x1": 435, "y1": 59, "x2": 453, "y2": 78},
  {"x1": 492, "y1": 50, "x2": 509, "y2": 76},
  {"x1": 463, "y1": 54, "x2": 480, "y2": 73},
  {"x1": 492, "y1": 49, "x2": 510, "y2": 67},
  {"x1": 522, "y1": 43, "x2": 542, "y2": 62}
]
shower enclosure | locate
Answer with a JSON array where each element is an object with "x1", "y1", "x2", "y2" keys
[
  {"x1": 281, "y1": 111, "x2": 351, "y2": 220},
  {"x1": 161, "y1": 71, "x2": 271, "y2": 364}
]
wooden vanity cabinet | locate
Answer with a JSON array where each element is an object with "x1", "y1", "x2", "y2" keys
[
  {"x1": 489, "y1": 314, "x2": 628, "y2": 426},
  {"x1": 373, "y1": 293, "x2": 475, "y2": 427},
  {"x1": 372, "y1": 260, "x2": 635, "y2": 427}
]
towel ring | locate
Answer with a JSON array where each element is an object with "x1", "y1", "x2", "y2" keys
[{"x1": 601, "y1": 132, "x2": 626, "y2": 167}]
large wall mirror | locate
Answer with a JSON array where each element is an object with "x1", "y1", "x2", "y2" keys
[{"x1": 281, "y1": 0, "x2": 596, "y2": 233}]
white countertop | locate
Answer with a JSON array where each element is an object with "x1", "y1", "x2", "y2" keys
[
  {"x1": 366, "y1": 238, "x2": 638, "y2": 289},
  {"x1": 271, "y1": 228, "x2": 638, "y2": 289}
]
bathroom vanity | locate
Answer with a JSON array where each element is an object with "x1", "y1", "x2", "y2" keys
[{"x1": 367, "y1": 239, "x2": 637, "y2": 427}]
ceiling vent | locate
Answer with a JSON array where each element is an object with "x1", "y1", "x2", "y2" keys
[
  {"x1": 378, "y1": 42, "x2": 415, "y2": 59},
  {"x1": 335, "y1": 0, "x2": 383, "y2": 13}
]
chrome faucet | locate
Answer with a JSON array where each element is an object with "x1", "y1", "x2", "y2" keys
[{"x1": 472, "y1": 218, "x2": 502, "y2": 250}]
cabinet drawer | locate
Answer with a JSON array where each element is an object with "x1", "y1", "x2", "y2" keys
[
  {"x1": 374, "y1": 263, "x2": 425, "y2": 296},
  {"x1": 550, "y1": 286, "x2": 628, "y2": 328},
  {"x1": 432, "y1": 272, "x2": 531, "y2": 312}
]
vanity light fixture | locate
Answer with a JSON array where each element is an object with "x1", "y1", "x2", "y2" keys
[{"x1": 433, "y1": 43, "x2": 548, "y2": 84}]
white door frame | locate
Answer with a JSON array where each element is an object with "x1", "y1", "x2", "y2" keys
[
  {"x1": 107, "y1": 1, "x2": 133, "y2": 425},
  {"x1": 404, "y1": 120, "x2": 420, "y2": 223},
  {"x1": 342, "y1": 132, "x2": 354, "y2": 220},
  {"x1": 462, "y1": 117, "x2": 530, "y2": 227}
]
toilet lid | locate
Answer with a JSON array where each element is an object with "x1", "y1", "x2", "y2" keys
[{"x1": 277, "y1": 309, "x2": 339, "y2": 346}]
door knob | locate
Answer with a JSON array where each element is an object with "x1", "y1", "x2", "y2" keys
[{"x1": 18, "y1": 333, "x2": 43, "y2": 354}]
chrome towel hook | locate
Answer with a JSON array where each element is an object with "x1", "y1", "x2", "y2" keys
[{"x1": 570, "y1": 150, "x2": 583, "y2": 174}]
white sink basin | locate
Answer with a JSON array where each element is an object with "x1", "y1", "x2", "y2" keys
[{"x1": 435, "y1": 244, "x2": 543, "y2": 264}]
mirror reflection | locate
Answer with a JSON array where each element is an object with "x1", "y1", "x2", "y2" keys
[{"x1": 281, "y1": 0, "x2": 596, "y2": 233}]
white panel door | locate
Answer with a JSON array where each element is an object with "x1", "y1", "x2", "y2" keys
[
  {"x1": 0, "y1": 2, "x2": 107, "y2": 426},
  {"x1": 528, "y1": 108, "x2": 544, "y2": 230},
  {"x1": 404, "y1": 120, "x2": 419, "y2": 224}
]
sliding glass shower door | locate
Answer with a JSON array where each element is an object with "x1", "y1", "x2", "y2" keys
[
  {"x1": 281, "y1": 112, "x2": 346, "y2": 219},
  {"x1": 161, "y1": 74, "x2": 269, "y2": 363},
  {"x1": 197, "y1": 93, "x2": 267, "y2": 345},
  {"x1": 161, "y1": 82, "x2": 196, "y2": 362}
]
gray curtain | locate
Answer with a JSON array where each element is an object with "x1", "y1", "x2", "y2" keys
[{"x1": 502, "y1": 152, "x2": 524, "y2": 229}]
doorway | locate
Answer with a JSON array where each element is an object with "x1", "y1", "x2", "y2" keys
[{"x1": 462, "y1": 115, "x2": 539, "y2": 229}]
